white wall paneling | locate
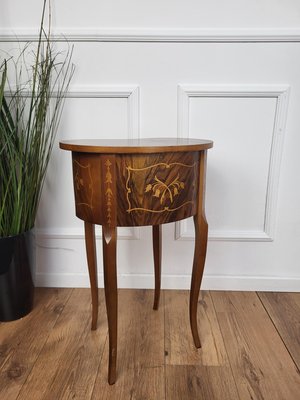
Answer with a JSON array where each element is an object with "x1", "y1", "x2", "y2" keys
[
  {"x1": 1, "y1": 28, "x2": 300, "y2": 43},
  {"x1": 2, "y1": 0, "x2": 300, "y2": 291},
  {"x1": 176, "y1": 84, "x2": 290, "y2": 241},
  {"x1": 35, "y1": 85, "x2": 140, "y2": 285},
  {"x1": 1, "y1": 0, "x2": 300, "y2": 42},
  {"x1": 64, "y1": 85, "x2": 140, "y2": 139},
  {"x1": 36, "y1": 84, "x2": 140, "y2": 238}
]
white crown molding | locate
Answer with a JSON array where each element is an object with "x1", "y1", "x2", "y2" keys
[
  {"x1": 1, "y1": 28, "x2": 300, "y2": 42},
  {"x1": 177, "y1": 83, "x2": 290, "y2": 242}
]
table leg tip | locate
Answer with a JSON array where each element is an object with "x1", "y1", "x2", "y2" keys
[{"x1": 108, "y1": 374, "x2": 116, "y2": 385}]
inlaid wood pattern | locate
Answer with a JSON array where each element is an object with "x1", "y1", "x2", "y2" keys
[
  {"x1": 72, "y1": 151, "x2": 200, "y2": 227},
  {"x1": 2, "y1": 289, "x2": 300, "y2": 399},
  {"x1": 116, "y1": 152, "x2": 199, "y2": 226},
  {"x1": 72, "y1": 153, "x2": 102, "y2": 224},
  {"x1": 101, "y1": 156, "x2": 117, "y2": 228}
]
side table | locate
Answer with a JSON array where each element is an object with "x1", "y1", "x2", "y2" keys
[{"x1": 59, "y1": 138, "x2": 213, "y2": 384}]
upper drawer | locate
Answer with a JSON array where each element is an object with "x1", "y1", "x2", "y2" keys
[{"x1": 116, "y1": 151, "x2": 199, "y2": 226}]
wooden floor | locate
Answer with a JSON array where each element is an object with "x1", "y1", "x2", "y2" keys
[{"x1": 0, "y1": 289, "x2": 300, "y2": 399}]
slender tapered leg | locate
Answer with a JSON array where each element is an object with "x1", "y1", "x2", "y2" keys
[
  {"x1": 102, "y1": 225, "x2": 118, "y2": 385},
  {"x1": 190, "y1": 215, "x2": 208, "y2": 348},
  {"x1": 84, "y1": 221, "x2": 98, "y2": 330},
  {"x1": 152, "y1": 225, "x2": 162, "y2": 310},
  {"x1": 189, "y1": 150, "x2": 208, "y2": 348}
]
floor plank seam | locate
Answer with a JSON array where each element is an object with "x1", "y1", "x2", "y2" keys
[
  {"x1": 163, "y1": 290, "x2": 167, "y2": 400},
  {"x1": 90, "y1": 333, "x2": 109, "y2": 399},
  {"x1": 256, "y1": 291, "x2": 300, "y2": 374},
  {"x1": 209, "y1": 291, "x2": 242, "y2": 400},
  {"x1": 15, "y1": 288, "x2": 74, "y2": 400}
]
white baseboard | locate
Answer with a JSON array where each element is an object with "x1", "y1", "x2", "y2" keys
[{"x1": 35, "y1": 273, "x2": 300, "y2": 292}]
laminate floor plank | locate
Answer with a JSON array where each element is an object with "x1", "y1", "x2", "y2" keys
[
  {"x1": 0, "y1": 289, "x2": 70, "y2": 370},
  {"x1": 258, "y1": 292, "x2": 300, "y2": 370},
  {"x1": 0, "y1": 288, "x2": 72, "y2": 400},
  {"x1": 1, "y1": 288, "x2": 300, "y2": 400},
  {"x1": 211, "y1": 291, "x2": 300, "y2": 400},
  {"x1": 166, "y1": 365, "x2": 240, "y2": 400},
  {"x1": 16, "y1": 288, "x2": 107, "y2": 400},
  {"x1": 92, "y1": 289, "x2": 165, "y2": 400},
  {"x1": 164, "y1": 290, "x2": 230, "y2": 366}
]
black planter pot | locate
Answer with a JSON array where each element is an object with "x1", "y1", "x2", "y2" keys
[{"x1": 0, "y1": 230, "x2": 34, "y2": 321}]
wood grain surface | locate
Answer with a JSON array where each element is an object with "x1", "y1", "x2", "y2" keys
[
  {"x1": 0, "y1": 289, "x2": 72, "y2": 400},
  {"x1": 60, "y1": 137, "x2": 213, "y2": 154},
  {"x1": 91, "y1": 289, "x2": 165, "y2": 399},
  {"x1": 15, "y1": 289, "x2": 107, "y2": 400},
  {"x1": 72, "y1": 152, "x2": 102, "y2": 224},
  {"x1": 72, "y1": 151, "x2": 200, "y2": 226},
  {"x1": 166, "y1": 365, "x2": 239, "y2": 400},
  {"x1": 257, "y1": 291, "x2": 300, "y2": 370},
  {"x1": 165, "y1": 290, "x2": 229, "y2": 366},
  {"x1": 1, "y1": 289, "x2": 300, "y2": 399},
  {"x1": 116, "y1": 151, "x2": 199, "y2": 226},
  {"x1": 211, "y1": 291, "x2": 300, "y2": 400}
]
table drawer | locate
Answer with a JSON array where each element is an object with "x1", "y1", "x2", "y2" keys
[
  {"x1": 116, "y1": 151, "x2": 199, "y2": 226},
  {"x1": 72, "y1": 151, "x2": 200, "y2": 227}
]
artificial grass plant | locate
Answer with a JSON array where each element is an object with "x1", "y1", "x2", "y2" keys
[{"x1": 0, "y1": 0, "x2": 74, "y2": 237}]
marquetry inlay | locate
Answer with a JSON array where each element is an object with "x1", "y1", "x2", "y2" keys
[
  {"x1": 104, "y1": 159, "x2": 113, "y2": 227},
  {"x1": 125, "y1": 162, "x2": 197, "y2": 214},
  {"x1": 73, "y1": 159, "x2": 93, "y2": 209}
]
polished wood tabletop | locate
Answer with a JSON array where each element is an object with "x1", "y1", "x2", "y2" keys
[
  {"x1": 60, "y1": 137, "x2": 213, "y2": 153},
  {"x1": 60, "y1": 137, "x2": 213, "y2": 384}
]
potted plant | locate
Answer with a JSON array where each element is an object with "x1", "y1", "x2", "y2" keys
[{"x1": 0, "y1": 0, "x2": 74, "y2": 321}]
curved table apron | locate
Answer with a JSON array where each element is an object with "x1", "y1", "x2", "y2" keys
[{"x1": 59, "y1": 138, "x2": 213, "y2": 385}]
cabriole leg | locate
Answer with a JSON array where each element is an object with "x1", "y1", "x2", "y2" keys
[
  {"x1": 84, "y1": 221, "x2": 98, "y2": 330},
  {"x1": 189, "y1": 150, "x2": 208, "y2": 348},
  {"x1": 152, "y1": 224, "x2": 162, "y2": 310},
  {"x1": 102, "y1": 225, "x2": 118, "y2": 385}
]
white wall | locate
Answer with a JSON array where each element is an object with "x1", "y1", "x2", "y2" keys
[{"x1": 2, "y1": 0, "x2": 300, "y2": 291}]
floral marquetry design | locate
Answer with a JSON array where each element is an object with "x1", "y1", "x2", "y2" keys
[
  {"x1": 73, "y1": 159, "x2": 93, "y2": 209},
  {"x1": 125, "y1": 160, "x2": 198, "y2": 216},
  {"x1": 145, "y1": 174, "x2": 185, "y2": 204},
  {"x1": 70, "y1": 150, "x2": 201, "y2": 227}
]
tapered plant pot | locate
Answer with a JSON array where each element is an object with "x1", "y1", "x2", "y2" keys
[{"x1": 0, "y1": 230, "x2": 35, "y2": 321}]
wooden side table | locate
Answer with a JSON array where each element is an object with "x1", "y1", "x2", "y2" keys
[{"x1": 59, "y1": 138, "x2": 213, "y2": 384}]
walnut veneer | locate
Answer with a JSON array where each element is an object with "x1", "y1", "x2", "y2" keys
[{"x1": 60, "y1": 137, "x2": 213, "y2": 384}]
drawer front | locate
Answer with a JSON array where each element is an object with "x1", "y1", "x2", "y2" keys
[{"x1": 116, "y1": 152, "x2": 199, "y2": 226}]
